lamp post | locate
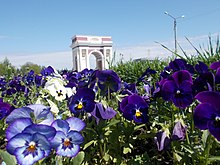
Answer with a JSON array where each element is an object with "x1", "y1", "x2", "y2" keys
[{"x1": 164, "y1": 11, "x2": 184, "y2": 53}]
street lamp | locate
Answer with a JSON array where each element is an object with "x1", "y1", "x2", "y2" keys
[{"x1": 164, "y1": 11, "x2": 184, "y2": 53}]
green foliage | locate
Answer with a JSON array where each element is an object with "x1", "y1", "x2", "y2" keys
[
  {"x1": 19, "y1": 62, "x2": 42, "y2": 75},
  {"x1": 110, "y1": 58, "x2": 168, "y2": 83},
  {"x1": 0, "y1": 58, "x2": 17, "y2": 79}
]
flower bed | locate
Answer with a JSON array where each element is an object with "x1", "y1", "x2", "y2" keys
[{"x1": 0, "y1": 58, "x2": 220, "y2": 165}]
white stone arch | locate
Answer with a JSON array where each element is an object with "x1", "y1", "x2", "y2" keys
[{"x1": 70, "y1": 35, "x2": 113, "y2": 71}]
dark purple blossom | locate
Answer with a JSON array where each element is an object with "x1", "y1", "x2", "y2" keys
[
  {"x1": 90, "y1": 102, "x2": 117, "y2": 123},
  {"x1": 195, "y1": 61, "x2": 209, "y2": 74},
  {"x1": 95, "y1": 70, "x2": 121, "y2": 96},
  {"x1": 120, "y1": 82, "x2": 138, "y2": 95},
  {"x1": 120, "y1": 94, "x2": 148, "y2": 123},
  {"x1": 210, "y1": 61, "x2": 220, "y2": 84},
  {"x1": 40, "y1": 66, "x2": 55, "y2": 76},
  {"x1": 138, "y1": 67, "x2": 156, "y2": 83},
  {"x1": 68, "y1": 88, "x2": 95, "y2": 115},
  {"x1": 161, "y1": 70, "x2": 193, "y2": 108},
  {"x1": 169, "y1": 58, "x2": 194, "y2": 74},
  {"x1": 192, "y1": 72, "x2": 214, "y2": 95},
  {"x1": 193, "y1": 91, "x2": 220, "y2": 141},
  {"x1": 0, "y1": 98, "x2": 14, "y2": 120},
  {"x1": 192, "y1": 61, "x2": 214, "y2": 95}
]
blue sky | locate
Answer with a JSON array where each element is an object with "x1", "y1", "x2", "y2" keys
[{"x1": 0, "y1": 0, "x2": 220, "y2": 69}]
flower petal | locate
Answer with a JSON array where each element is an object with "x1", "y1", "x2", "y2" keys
[
  {"x1": 6, "y1": 118, "x2": 33, "y2": 140},
  {"x1": 22, "y1": 124, "x2": 56, "y2": 140},
  {"x1": 15, "y1": 147, "x2": 44, "y2": 165},
  {"x1": 6, "y1": 133, "x2": 32, "y2": 155},
  {"x1": 66, "y1": 117, "x2": 86, "y2": 132},
  {"x1": 210, "y1": 61, "x2": 220, "y2": 70},
  {"x1": 50, "y1": 131, "x2": 66, "y2": 149},
  {"x1": 56, "y1": 144, "x2": 80, "y2": 157},
  {"x1": 6, "y1": 107, "x2": 33, "y2": 124},
  {"x1": 161, "y1": 80, "x2": 177, "y2": 100},
  {"x1": 208, "y1": 121, "x2": 220, "y2": 141},
  {"x1": 51, "y1": 119, "x2": 70, "y2": 134},
  {"x1": 68, "y1": 131, "x2": 84, "y2": 145},
  {"x1": 172, "y1": 70, "x2": 192, "y2": 85},
  {"x1": 195, "y1": 91, "x2": 220, "y2": 110},
  {"x1": 193, "y1": 103, "x2": 216, "y2": 130}
]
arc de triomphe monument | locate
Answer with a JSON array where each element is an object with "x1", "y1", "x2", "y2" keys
[{"x1": 70, "y1": 35, "x2": 113, "y2": 71}]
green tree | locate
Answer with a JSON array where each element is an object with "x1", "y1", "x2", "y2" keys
[
  {"x1": 0, "y1": 58, "x2": 17, "y2": 78},
  {"x1": 19, "y1": 62, "x2": 42, "y2": 75}
]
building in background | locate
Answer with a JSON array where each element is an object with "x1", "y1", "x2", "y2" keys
[{"x1": 70, "y1": 35, "x2": 113, "y2": 71}]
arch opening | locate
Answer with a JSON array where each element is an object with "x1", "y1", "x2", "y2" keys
[{"x1": 89, "y1": 51, "x2": 103, "y2": 70}]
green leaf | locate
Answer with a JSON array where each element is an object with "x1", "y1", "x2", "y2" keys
[
  {"x1": 105, "y1": 119, "x2": 120, "y2": 128},
  {"x1": 0, "y1": 149, "x2": 17, "y2": 165},
  {"x1": 134, "y1": 124, "x2": 145, "y2": 131},
  {"x1": 208, "y1": 156, "x2": 220, "y2": 161},
  {"x1": 202, "y1": 130, "x2": 210, "y2": 147},
  {"x1": 173, "y1": 152, "x2": 182, "y2": 162},
  {"x1": 103, "y1": 153, "x2": 110, "y2": 162},
  {"x1": 71, "y1": 151, "x2": 85, "y2": 165},
  {"x1": 123, "y1": 147, "x2": 131, "y2": 154},
  {"x1": 83, "y1": 140, "x2": 96, "y2": 150}
]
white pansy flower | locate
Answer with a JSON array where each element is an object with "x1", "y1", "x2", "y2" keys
[{"x1": 44, "y1": 77, "x2": 67, "y2": 101}]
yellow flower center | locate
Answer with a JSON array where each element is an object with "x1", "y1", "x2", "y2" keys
[
  {"x1": 135, "y1": 110, "x2": 142, "y2": 117},
  {"x1": 27, "y1": 141, "x2": 36, "y2": 153},
  {"x1": 63, "y1": 139, "x2": 71, "y2": 147},
  {"x1": 77, "y1": 102, "x2": 83, "y2": 109}
]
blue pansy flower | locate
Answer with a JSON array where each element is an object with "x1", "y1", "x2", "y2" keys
[
  {"x1": 6, "y1": 124, "x2": 56, "y2": 165},
  {"x1": 50, "y1": 117, "x2": 85, "y2": 157},
  {"x1": 6, "y1": 104, "x2": 54, "y2": 125}
]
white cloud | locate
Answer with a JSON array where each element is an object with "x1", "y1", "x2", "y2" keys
[{"x1": 0, "y1": 51, "x2": 73, "y2": 70}]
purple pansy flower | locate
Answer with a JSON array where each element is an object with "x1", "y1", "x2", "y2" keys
[
  {"x1": 172, "y1": 121, "x2": 187, "y2": 141},
  {"x1": 0, "y1": 98, "x2": 14, "y2": 120},
  {"x1": 68, "y1": 88, "x2": 95, "y2": 115},
  {"x1": 40, "y1": 66, "x2": 55, "y2": 76},
  {"x1": 192, "y1": 61, "x2": 214, "y2": 95},
  {"x1": 210, "y1": 61, "x2": 220, "y2": 84},
  {"x1": 137, "y1": 67, "x2": 156, "y2": 83},
  {"x1": 120, "y1": 94, "x2": 148, "y2": 123},
  {"x1": 154, "y1": 129, "x2": 171, "y2": 151},
  {"x1": 95, "y1": 70, "x2": 121, "y2": 96},
  {"x1": 6, "y1": 124, "x2": 56, "y2": 165},
  {"x1": 50, "y1": 117, "x2": 85, "y2": 157},
  {"x1": 193, "y1": 91, "x2": 220, "y2": 141},
  {"x1": 120, "y1": 82, "x2": 138, "y2": 96},
  {"x1": 169, "y1": 58, "x2": 194, "y2": 74},
  {"x1": 161, "y1": 70, "x2": 193, "y2": 108},
  {"x1": 90, "y1": 102, "x2": 117, "y2": 124}
]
